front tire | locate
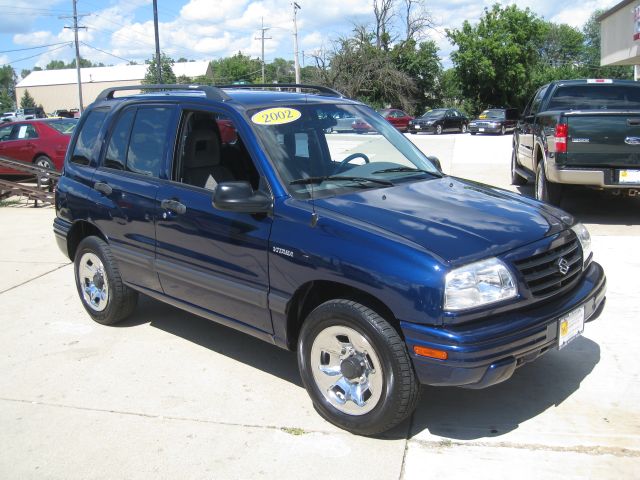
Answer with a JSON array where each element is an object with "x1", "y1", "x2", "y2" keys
[
  {"x1": 435, "y1": 124, "x2": 442, "y2": 135},
  {"x1": 74, "y1": 236, "x2": 138, "y2": 325},
  {"x1": 535, "y1": 161, "x2": 563, "y2": 205},
  {"x1": 298, "y1": 300, "x2": 419, "y2": 436},
  {"x1": 511, "y1": 149, "x2": 527, "y2": 185}
]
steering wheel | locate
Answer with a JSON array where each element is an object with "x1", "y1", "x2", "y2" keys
[{"x1": 335, "y1": 152, "x2": 370, "y2": 173}]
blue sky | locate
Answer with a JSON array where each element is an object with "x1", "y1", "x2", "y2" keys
[{"x1": 0, "y1": 0, "x2": 619, "y2": 76}]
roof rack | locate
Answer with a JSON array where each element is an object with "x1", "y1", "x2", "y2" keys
[
  {"x1": 95, "y1": 84, "x2": 231, "y2": 102},
  {"x1": 217, "y1": 83, "x2": 344, "y2": 98}
]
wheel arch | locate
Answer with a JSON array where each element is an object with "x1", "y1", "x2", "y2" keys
[
  {"x1": 66, "y1": 220, "x2": 107, "y2": 261},
  {"x1": 284, "y1": 280, "x2": 401, "y2": 350}
]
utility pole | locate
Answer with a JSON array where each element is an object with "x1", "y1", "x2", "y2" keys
[
  {"x1": 63, "y1": 0, "x2": 87, "y2": 113},
  {"x1": 292, "y1": 2, "x2": 301, "y2": 85},
  {"x1": 153, "y1": 0, "x2": 162, "y2": 82},
  {"x1": 255, "y1": 18, "x2": 271, "y2": 83}
]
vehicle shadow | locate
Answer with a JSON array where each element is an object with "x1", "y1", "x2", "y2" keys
[
  {"x1": 120, "y1": 297, "x2": 600, "y2": 441},
  {"x1": 514, "y1": 185, "x2": 640, "y2": 225},
  {"x1": 117, "y1": 295, "x2": 303, "y2": 387},
  {"x1": 407, "y1": 336, "x2": 600, "y2": 440}
]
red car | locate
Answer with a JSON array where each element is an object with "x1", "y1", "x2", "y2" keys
[
  {"x1": 352, "y1": 118, "x2": 375, "y2": 134},
  {"x1": 377, "y1": 108, "x2": 414, "y2": 132},
  {"x1": 0, "y1": 118, "x2": 77, "y2": 174}
]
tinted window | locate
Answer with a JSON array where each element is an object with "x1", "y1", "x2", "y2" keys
[
  {"x1": 127, "y1": 107, "x2": 173, "y2": 177},
  {"x1": 14, "y1": 124, "x2": 38, "y2": 139},
  {"x1": 547, "y1": 85, "x2": 640, "y2": 110},
  {"x1": 105, "y1": 109, "x2": 135, "y2": 171},
  {"x1": 0, "y1": 124, "x2": 12, "y2": 141},
  {"x1": 530, "y1": 86, "x2": 548, "y2": 116},
  {"x1": 71, "y1": 109, "x2": 108, "y2": 165}
]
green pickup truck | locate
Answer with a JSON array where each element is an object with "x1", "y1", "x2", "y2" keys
[{"x1": 512, "y1": 79, "x2": 640, "y2": 204}]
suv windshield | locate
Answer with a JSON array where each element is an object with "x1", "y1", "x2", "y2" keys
[{"x1": 248, "y1": 103, "x2": 440, "y2": 199}]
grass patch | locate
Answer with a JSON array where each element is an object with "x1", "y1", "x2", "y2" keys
[
  {"x1": 281, "y1": 427, "x2": 307, "y2": 436},
  {"x1": 0, "y1": 199, "x2": 21, "y2": 207}
]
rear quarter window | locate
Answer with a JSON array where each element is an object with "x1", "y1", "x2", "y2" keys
[{"x1": 71, "y1": 109, "x2": 108, "y2": 165}]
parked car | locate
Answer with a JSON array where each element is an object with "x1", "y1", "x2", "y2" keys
[
  {"x1": 50, "y1": 109, "x2": 80, "y2": 119},
  {"x1": 15, "y1": 107, "x2": 47, "y2": 120},
  {"x1": 512, "y1": 79, "x2": 640, "y2": 204},
  {"x1": 377, "y1": 108, "x2": 414, "y2": 132},
  {"x1": 0, "y1": 118, "x2": 78, "y2": 175},
  {"x1": 1, "y1": 112, "x2": 17, "y2": 123},
  {"x1": 468, "y1": 108, "x2": 518, "y2": 135},
  {"x1": 351, "y1": 117, "x2": 375, "y2": 133},
  {"x1": 54, "y1": 83, "x2": 605, "y2": 436},
  {"x1": 408, "y1": 108, "x2": 468, "y2": 134},
  {"x1": 327, "y1": 111, "x2": 357, "y2": 133}
]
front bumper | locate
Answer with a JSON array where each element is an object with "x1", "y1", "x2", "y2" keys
[
  {"x1": 408, "y1": 124, "x2": 435, "y2": 133},
  {"x1": 401, "y1": 261, "x2": 606, "y2": 389},
  {"x1": 468, "y1": 125, "x2": 501, "y2": 134}
]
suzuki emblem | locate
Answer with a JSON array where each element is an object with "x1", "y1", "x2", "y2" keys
[{"x1": 557, "y1": 257, "x2": 570, "y2": 275}]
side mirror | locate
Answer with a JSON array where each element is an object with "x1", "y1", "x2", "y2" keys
[
  {"x1": 213, "y1": 181, "x2": 272, "y2": 214},
  {"x1": 427, "y1": 155, "x2": 443, "y2": 173}
]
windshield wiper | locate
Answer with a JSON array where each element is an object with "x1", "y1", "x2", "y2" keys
[
  {"x1": 290, "y1": 175, "x2": 394, "y2": 186},
  {"x1": 372, "y1": 167, "x2": 441, "y2": 177}
]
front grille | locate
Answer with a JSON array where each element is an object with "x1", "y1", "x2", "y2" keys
[{"x1": 513, "y1": 236, "x2": 583, "y2": 298}]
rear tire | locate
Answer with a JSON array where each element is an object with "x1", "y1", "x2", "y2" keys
[
  {"x1": 74, "y1": 236, "x2": 138, "y2": 325},
  {"x1": 535, "y1": 160, "x2": 563, "y2": 205},
  {"x1": 500, "y1": 125, "x2": 506, "y2": 135},
  {"x1": 298, "y1": 300, "x2": 419, "y2": 436},
  {"x1": 461, "y1": 124, "x2": 467, "y2": 133}
]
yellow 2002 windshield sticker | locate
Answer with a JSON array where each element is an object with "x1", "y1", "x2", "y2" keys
[{"x1": 251, "y1": 107, "x2": 301, "y2": 125}]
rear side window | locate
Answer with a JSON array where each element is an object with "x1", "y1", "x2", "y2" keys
[
  {"x1": 127, "y1": 107, "x2": 173, "y2": 177},
  {"x1": 105, "y1": 109, "x2": 135, "y2": 170},
  {"x1": 547, "y1": 85, "x2": 640, "y2": 110},
  {"x1": 71, "y1": 109, "x2": 108, "y2": 165}
]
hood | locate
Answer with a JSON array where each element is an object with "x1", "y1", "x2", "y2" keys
[{"x1": 315, "y1": 177, "x2": 570, "y2": 265}]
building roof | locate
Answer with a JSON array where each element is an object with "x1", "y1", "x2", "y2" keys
[
  {"x1": 16, "y1": 61, "x2": 211, "y2": 88},
  {"x1": 597, "y1": 0, "x2": 638, "y2": 22}
]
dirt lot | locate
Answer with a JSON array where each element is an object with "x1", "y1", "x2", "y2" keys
[{"x1": 0, "y1": 133, "x2": 638, "y2": 479}]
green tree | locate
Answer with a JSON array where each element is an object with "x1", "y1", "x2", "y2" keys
[
  {"x1": 539, "y1": 22, "x2": 584, "y2": 69},
  {"x1": 391, "y1": 39, "x2": 441, "y2": 114},
  {"x1": 265, "y1": 58, "x2": 295, "y2": 83},
  {"x1": 20, "y1": 89, "x2": 36, "y2": 108},
  {"x1": 45, "y1": 59, "x2": 66, "y2": 70},
  {"x1": 447, "y1": 4, "x2": 545, "y2": 113},
  {"x1": 0, "y1": 90, "x2": 14, "y2": 111},
  {"x1": 210, "y1": 52, "x2": 262, "y2": 84},
  {"x1": 142, "y1": 53, "x2": 177, "y2": 84},
  {"x1": 581, "y1": 10, "x2": 632, "y2": 79}
]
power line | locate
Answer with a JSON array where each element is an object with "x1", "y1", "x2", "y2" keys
[
  {"x1": 0, "y1": 42, "x2": 72, "y2": 54},
  {"x1": 80, "y1": 42, "x2": 133, "y2": 64},
  {"x1": 3, "y1": 43, "x2": 73, "y2": 66}
]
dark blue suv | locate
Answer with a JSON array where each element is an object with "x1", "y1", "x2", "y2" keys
[{"x1": 54, "y1": 84, "x2": 606, "y2": 435}]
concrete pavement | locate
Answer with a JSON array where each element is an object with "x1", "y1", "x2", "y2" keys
[{"x1": 0, "y1": 133, "x2": 638, "y2": 479}]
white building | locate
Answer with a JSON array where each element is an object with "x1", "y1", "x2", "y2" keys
[
  {"x1": 598, "y1": 0, "x2": 640, "y2": 78},
  {"x1": 15, "y1": 61, "x2": 213, "y2": 113}
]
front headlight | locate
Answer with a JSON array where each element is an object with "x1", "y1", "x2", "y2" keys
[
  {"x1": 444, "y1": 258, "x2": 517, "y2": 311},
  {"x1": 571, "y1": 223, "x2": 592, "y2": 265}
]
